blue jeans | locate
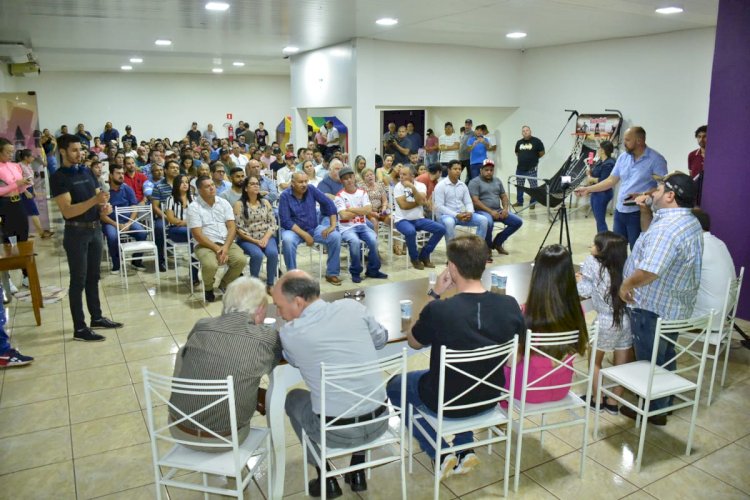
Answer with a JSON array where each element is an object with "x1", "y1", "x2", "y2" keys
[
  {"x1": 386, "y1": 370, "x2": 474, "y2": 460},
  {"x1": 613, "y1": 210, "x2": 641, "y2": 249},
  {"x1": 47, "y1": 156, "x2": 58, "y2": 177},
  {"x1": 340, "y1": 225, "x2": 381, "y2": 276},
  {"x1": 440, "y1": 213, "x2": 488, "y2": 241},
  {"x1": 281, "y1": 225, "x2": 341, "y2": 277},
  {"x1": 167, "y1": 225, "x2": 198, "y2": 280},
  {"x1": 590, "y1": 191, "x2": 613, "y2": 233},
  {"x1": 515, "y1": 167, "x2": 538, "y2": 205},
  {"x1": 237, "y1": 237, "x2": 279, "y2": 286},
  {"x1": 475, "y1": 210, "x2": 523, "y2": 248},
  {"x1": 468, "y1": 163, "x2": 483, "y2": 181},
  {"x1": 102, "y1": 215, "x2": 147, "y2": 270},
  {"x1": 394, "y1": 218, "x2": 445, "y2": 261},
  {"x1": 630, "y1": 308, "x2": 677, "y2": 411}
]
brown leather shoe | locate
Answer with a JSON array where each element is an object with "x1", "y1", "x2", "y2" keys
[
  {"x1": 411, "y1": 259, "x2": 425, "y2": 270},
  {"x1": 325, "y1": 275, "x2": 342, "y2": 286},
  {"x1": 420, "y1": 258, "x2": 435, "y2": 268},
  {"x1": 620, "y1": 405, "x2": 667, "y2": 426},
  {"x1": 494, "y1": 243, "x2": 509, "y2": 255},
  {"x1": 512, "y1": 202, "x2": 522, "y2": 207}
]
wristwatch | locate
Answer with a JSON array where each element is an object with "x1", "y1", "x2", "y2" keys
[{"x1": 427, "y1": 288, "x2": 441, "y2": 300}]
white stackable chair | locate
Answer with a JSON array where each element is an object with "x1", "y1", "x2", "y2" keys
[
  {"x1": 114, "y1": 205, "x2": 160, "y2": 289},
  {"x1": 189, "y1": 236, "x2": 229, "y2": 303},
  {"x1": 681, "y1": 267, "x2": 744, "y2": 405},
  {"x1": 594, "y1": 312, "x2": 714, "y2": 472},
  {"x1": 161, "y1": 220, "x2": 191, "y2": 284},
  {"x1": 502, "y1": 327, "x2": 598, "y2": 492},
  {"x1": 410, "y1": 337, "x2": 519, "y2": 500},
  {"x1": 303, "y1": 349, "x2": 408, "y2": 500},
  {"x1": 142, "y1": 368, "x2": 272, "y2": 500}
]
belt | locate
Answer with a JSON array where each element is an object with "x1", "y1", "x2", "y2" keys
[
  {"x1": 173, "y1": 420, "x2": 232, "y2": 438},
  {"x1": 65, "y1": 220, "x2": 101, "y2": 229},
  {"x1": 321, "y1": 404, "x2": 387, "y2": 425},
  {"x1": 1, "y1": 195, "x2": 20, "y2": 203}
]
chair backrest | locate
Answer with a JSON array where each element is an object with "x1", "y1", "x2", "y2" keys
[
  {"x1": 718, "y1": 267, "x2": 744, "y2": 335},
  {"x1": 114, "y1": 204, "x2": 156, "y2": 241},
  {"x1": 519, "y1": 327, "x2": 598, "y2": 405},
  {"x1": 437, "y1": 336, "x2": 519, "y2": 419},
  {"x1": 142, "y1": 367, "x2": 242, "y2": 458},
  {"x1": 318, "y1": 349, "x2": 408, "y2": 449}
]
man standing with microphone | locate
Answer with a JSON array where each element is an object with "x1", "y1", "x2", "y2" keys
[{"x1": 51, "y1": 134, "x2": 123, "y2": 342}]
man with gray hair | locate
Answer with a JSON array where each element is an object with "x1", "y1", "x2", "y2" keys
[
  {"x1": 169, "y1": 277, "x2": 281, "y2": 451},
  {"x1": 317, "y1": 158, "x2": 344, "y2": 200},
  {"x1": 272, "y1": 270, "x2": 388, "y2": 496}
]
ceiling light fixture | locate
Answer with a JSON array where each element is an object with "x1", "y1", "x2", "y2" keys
[
  {"x1": 232, "y1": 61, "x2": 245, "y2": 67},
  {"x1": 129, "y1": 57, "x2": 143, "y2": 63},
  {"x1": 375, "y1": 17, "x2": 398, "y2": 26},
  {"x1": 205, "y1": 1, "x2": 230, "y2": 11},
  {"x1": 155, "y1": 39, "x2": 172, "y2": 46},
  {"x1": 655, "y1": 6, "x2": 684, "y2": 14},
  {"x1": 282, "y1": 46, "x2": 299, "y2": 54},
  {"x1": 212, "y1": 67, "x2": 223, "y2": 74},
  {"x1": 121, "y1": 65, "x2": 133, "y2": 71},
  {"x1": 506, "y1": 32, "x2": 527, "y2": 39}
]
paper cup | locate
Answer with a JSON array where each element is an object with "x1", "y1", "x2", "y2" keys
[{"x1": 399, "y1": 299, "x2": 413, "y2": 319}]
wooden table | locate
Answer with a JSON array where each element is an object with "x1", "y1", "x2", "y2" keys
[{"x1": 0, "y1": 240, "x2": 43, "y2": 325}]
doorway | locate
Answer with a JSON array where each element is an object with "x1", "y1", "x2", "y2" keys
[{"x1": 381, "y1": 109, "x2": 425, "y2": 155}]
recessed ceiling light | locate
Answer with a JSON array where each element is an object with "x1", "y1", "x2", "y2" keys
[
  {"x1": 655, "y1": 6, "x2": 684, "y2": 14},
  {"x1": 129, "y1": 57, "x2": 143, "y2": 63},
  {"x1": 205, "y1": 1, "x2": 230, "y2": 11},
  {"x1": 212, "y1": 67, "x2": 223, "y2": 74},
  {"x1": 232, "y1": 61, "x2": 245, "y2": 67},
  {"x1": 121, "y1": 65, "x2": 133, "y2": 71},
  {"x1": 506, "y1": 32, "x2": 527, "y2": 39},
  {"x1": 155, "y1": 39, "x2": 172, "y2": 46},
  {"x1": 282, "y1": 46, "x2": 299, "y2": 54},
  {"x1": 375, "y1": 17, "x2": 398, "y2": 26}
]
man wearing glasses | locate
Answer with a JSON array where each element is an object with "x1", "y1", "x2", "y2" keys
[{"x1": 210, "y1": 161, "x2": 231, "y2": 196}]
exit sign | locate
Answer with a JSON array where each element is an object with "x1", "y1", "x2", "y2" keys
[{"x1": 226, "y1": 113, "x2": 233, "y2": 120}]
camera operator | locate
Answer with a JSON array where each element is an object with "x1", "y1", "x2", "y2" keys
[{"x1": 388, "y1": 125, "x2": 410, "y2": 165}]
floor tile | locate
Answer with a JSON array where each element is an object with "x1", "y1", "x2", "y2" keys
[
  {"x1": 1, "y1": 353, "x2": 67, "y2": 382},
  {"x1": 460, "y1": 473, "x2": 557, "y2": 499},
  {"x1": 74, "y1": 443, "x2": 154, "y2": 499},
  {"x1": 67, "y1": 363, "x2": 132, "y2": 396},
  {"x1": 64, "y1": 343, "x2": 126, "y2": 371},
  {"x1": 0, "y1": 397, "x2": 69, "y2": 438},
  {"x1": 692, "y1": 443, "x2": 750, "y2": 494},
  {"x1": 0, "y1": 426, "x2": 72, "y2": 475},
  {"x1": 0, "y1": 373, "x2": 68, "y2": 408},
  {"x1": 644, "y1": 464, "x2": 747, "y2": 499},
  {"x1": 71, "y1": 411, "x2": 149, "y2": 458},
  {"x1": 69, "y1": 385, "x2": 141, "y2": 424},
  {"x1": 91, "y1": 483, "x2": 166, "y2": 499},
  {"x1": 0, "y1": 460, "x2": 76, "y2": 499},
  {"x1": 120, "y1": 335, "x2": 179, "y2": 362},
  {"x1": 127, "y1": 353, "x2": 177, "y2": 384}
]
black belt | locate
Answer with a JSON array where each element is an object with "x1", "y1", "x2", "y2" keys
[
  {"x1": 65, "y1": 220, "x2": 100, "y2": 229},
  {"x1": 321, "y1": 404, "x2": 387, "y2": 425},
  {"x1": 1, "y1": 195, "x2": 21, "y2": 203}
]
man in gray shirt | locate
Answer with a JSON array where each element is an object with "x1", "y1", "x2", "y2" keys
[
  {"x1": 273, "y1": 270, "x2": 388, "y2": 497},
  {"x1": 468, "y1": 160, "x2": 523, "y2": 255}
]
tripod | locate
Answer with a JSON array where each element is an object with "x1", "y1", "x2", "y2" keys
[{"x1": 538, "y1": 189, "x2": 573, "y2": 255}]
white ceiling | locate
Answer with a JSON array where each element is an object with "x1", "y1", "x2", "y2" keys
[{"x1": 0, "y1": 0, "x2": 718, "y2": 75}]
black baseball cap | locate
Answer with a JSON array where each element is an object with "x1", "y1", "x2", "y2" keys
[
  {"x1": 652, "y1": 171, "x2": 697, "y2": 205},
  {"x1": 465, "y1": 119, "x2": 473, "y2": 124}
]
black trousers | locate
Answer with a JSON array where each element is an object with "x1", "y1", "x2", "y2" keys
[
  {"x1": 63, "y1": 225, "x2": 103, "y2": 331},
  {"x1": 0, "y1": 197, "x2": 29, "y2": 243}
]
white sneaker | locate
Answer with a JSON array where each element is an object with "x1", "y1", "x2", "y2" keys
[
  {"x1": 453, "y1": 452, "x2": 480, "y2": 475},
  {"x1": 433, "y1": 453, "x2": 457, "y2": 481},
  {"x1": 21, "y1": 276, "x2": 29, "y2": 288},
  {"x1": 8, "y1": 280, "x2": 18, "y2": 295}
]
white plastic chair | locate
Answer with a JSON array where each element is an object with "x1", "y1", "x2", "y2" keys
[
  {"x1": 410, "y1": 337, "x2": 518, "y2": 500},
  {"x1": 142, "y1": 368, "x2": 272, "y2": 500},
  {"x1": 162, "y1": 219, "x2": 192, "y2": 284},
  {"x1": 594, "y1": 312, "x2": 714, "y2": 472},
  {"x1": 303, "y1": 349, "x2": 408, "y2": 500},
  {"x1": 114, "y1": 205, "x2": 160, "y2": 289},
  {"x1": 681, "y1": 267, "x2": 744, "y2": 405},
  {"x1": 502, "y1": 328, "x2": 598, "y2": 492}
]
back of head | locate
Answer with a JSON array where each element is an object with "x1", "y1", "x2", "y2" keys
[
  {"x1": 692, "y1": 208, "x2": 710, "y2": 231},
  {"x1": 593, "y1": 231, "x2": 629, "y2": 328},
  {"x1": 446, "y1": 235, "x2": 488, "y2": 280},
  {"x1": 222, "y1": 277, "x2": 267, "y2": 318},
  {"x1": 526, "y1": 245, "x2": 588, "y2": 356},
  {"x1": 280, "y1": 273, "x2": 320, "y2": 302}
]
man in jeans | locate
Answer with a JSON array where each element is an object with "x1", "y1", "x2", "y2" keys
[
  {"x1": 433, "y1": 160, "x2": 487, "y2": 242},
  {"x1": 619, "y1": 172, "x2": 702, "y2": 426}
]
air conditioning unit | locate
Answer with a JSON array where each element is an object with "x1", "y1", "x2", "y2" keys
[{"x1": 8, "y1": 61, "x2": 41, "y2": 76}]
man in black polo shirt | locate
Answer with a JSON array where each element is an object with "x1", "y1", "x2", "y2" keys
[
  {"x1": 51, "y1": 134, "x2": 123, "y2": 342},
  {"x1": 513, "y1": 125, "x2": 545, "y2": 208},
  {"x1": 386, "y1": 235, "x2": 524, "y2": 480}
]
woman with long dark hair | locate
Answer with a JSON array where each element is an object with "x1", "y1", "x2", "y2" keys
[
  {"x1": 589, "y1": 141, "x2": 616, "y2": 233},
  {"x1": 577, "y1": 231, "x2": 632, "y2": 414},
  {"x1": 234, "y1": 177, "x2": 278, "y2": 294},
  {"x1": 164, "y1": 174, "x2": 198, "y2": 283},
  {"x1": 505, "y1": 244, "x2": 589, "y2": 404}
]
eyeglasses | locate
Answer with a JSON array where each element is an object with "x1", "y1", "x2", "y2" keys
[
  {"x1": 248, "y1": 182, "x2": 260, "y2": 186},
  {"x1": 215, "y1": 170, "x2": 225, "y2": 174}
]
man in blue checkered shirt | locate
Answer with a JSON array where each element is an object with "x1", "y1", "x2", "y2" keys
[{"x1": 619, "y1": 172, "x2": 702, "y2": 425}]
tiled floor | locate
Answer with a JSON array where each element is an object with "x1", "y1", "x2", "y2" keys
[{"x1": 2, "y1": 203, "x2": 749, "y2": 499}]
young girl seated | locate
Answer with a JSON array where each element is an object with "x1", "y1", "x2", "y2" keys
[
  {"x1": 505, "y1": 244, "x2": 589, "y2": 404},
  {"x1": 576, "y1": 231, "x2": 632, "y2": 414}
]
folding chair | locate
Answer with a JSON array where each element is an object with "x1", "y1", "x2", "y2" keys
[
  {"x1": 114, "y1": 205, "x2": 160, "y2": 289},
  {"x1": 502, "y1": 327, "x2": 598, "y2": 492},
  {"x1": 162, "y1": 220, "x2": 191, "y2": 284},
  {"x1": 410, "y1": 337, "x2": 518, "y2": 499},
  {"x1": 594, "y1": 313, "x2": 714, "y2": 472},
  {"x1": 142, "y1": 368, "x2": 272, "y2": 500},
  {"x1": 681, "y1": 267, "x2": 744, "y2": 405},
  {"x1": 303, "y1": 349, "x2": 408, "y2": 500}
]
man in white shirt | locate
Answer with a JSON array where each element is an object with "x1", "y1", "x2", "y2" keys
[
  {"x1": 276, "y1": 153, "x2": 296, "y2": 190},
  {"x1": 334, "y1": 167, "x2": 388, "y2": 283},
  {"x1": 692, "y1": 209, "x2": 736, "y2": 330},
  {"x1": 230, "y1": 143, "x2": 249, "y2": 169},
  {"x1": 434, "y1": 160, "x2": 488, "y2": 243},
  {"x1": 325, "y1": 120, "x2": 340, "y2": 155},
  {"x1": 187, "y1": 176, "x2": 247, "y2": 302},
  {"x1": 393, "y1": 167, "x2": 446, "y2": 270},
  {"x1": 438, "y1": 121, "x2": 460, "y2": 175}
]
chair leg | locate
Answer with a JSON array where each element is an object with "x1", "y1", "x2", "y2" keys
[
  {"x1": 594, "y1": 372, "x2": 603, "y2": 439},
  {"x1": 540, "y1": 413, "x2": 546, "y2": 447},
  {"x1": 303, "y1": 437, "x2": 309, "y2": 496},
  {"x1": 720, "y1": 336, "x2": 732, "y2": 388},
  {"x1": 634, "y1": 404, "x2": 649, "y2": 473},
  {"x1": 202, "y1": 473, "x2": 209, "y2": 500},
  {"x1": 706, "y1": 354, "x2": 719, "y2": 406},
  {"x1": 408, "y1": 405, "x2": 414, "y2": 474},
  {"x1": 513, "y1": 416, "x2": 524, "y2": 493},
  {"x1": 686, "y1": 397, "x2": 700, "y2": 456},
  {"x1": 266, "y1": 433, "x2": 273, "y2": 500}
]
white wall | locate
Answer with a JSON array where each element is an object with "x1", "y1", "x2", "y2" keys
[
  {"x1": 497, "y1": 28, "x2": 716, "y2": 184},
  {"x1": 9, "y1": 72, "x2": 291, "y2": 142},
  {"x1": 0, "y1": 65, "x2": 12, "y2": 93}
]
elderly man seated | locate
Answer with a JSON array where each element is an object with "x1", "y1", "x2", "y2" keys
[
  {"x1": 278, "y1": 171, "x2": 342, "y2": 286},
  {"x1": 187, "y1": 175, "x2": 247, "y2": 302},
  {"x1": 272, "y1": 270, "x2": 388, "y2": 497},
  {"x1": 334, "y1": 167, "x2": 388, "y2": 283},
  {"x1": 169, "y1": 277, "x2": 281, "y2": 451},
  {"x1": 433, "y1": 160, "x2": 488, "y2": 243}
]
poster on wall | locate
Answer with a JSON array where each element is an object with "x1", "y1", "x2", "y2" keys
[
  {"x1": 0, "y1": 91, "x2": 49, "y2": 228},
  {"x1": 574, "y1": 114, "x2": 623, "y2": 149}
]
